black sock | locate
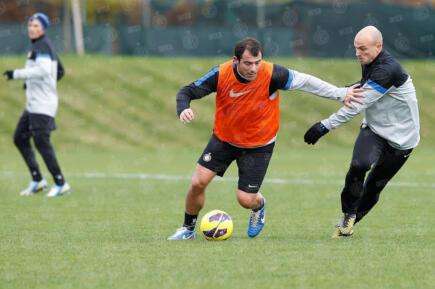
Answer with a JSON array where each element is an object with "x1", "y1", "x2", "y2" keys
[
  {"x1": 183, "y1": 212, "x2": 198, "y2": 231},
  {"x1": 31, "y1": 170, "x2": 42, "y2": 182},
  {"x1": 253, "y1": 197, "x2": 264, "y2": 212},
  {"x1": 54, "y1": 174, "x2": 65, "y2": 186}
]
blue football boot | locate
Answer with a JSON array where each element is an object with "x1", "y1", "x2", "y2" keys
[{"x1": 247, "y1": 198, "x2": 266, "y2": 238}]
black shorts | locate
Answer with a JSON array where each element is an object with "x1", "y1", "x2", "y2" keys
[
  {"x1": 14, "y1": 110, "x2": 56, "y2": 138},
  {"x1": 198, "y1": 134, "x2": 275, "y2": 193}
]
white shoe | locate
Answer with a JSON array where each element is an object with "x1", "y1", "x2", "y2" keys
[
  {"x1": 167, "y1": 227, "x2": 196, "y2": 240},
  {"x1": 20, "y1": 179, "x2": 48, "y2": 196},
  {"x1": 47, "y1": 182, "x2": 71, "y2": 197}
]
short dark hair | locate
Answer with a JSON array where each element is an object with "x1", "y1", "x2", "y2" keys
[{"x1": 234, "y1": 37, "x2": 263, "y2": 60}]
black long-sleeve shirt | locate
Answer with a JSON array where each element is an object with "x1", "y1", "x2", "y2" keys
[
  {"x1": 176, "y1": 63, "x2": 290, "y2": 116},
  {"x1": 176, "y1": 61, "x2": 351, "y2": 117}
]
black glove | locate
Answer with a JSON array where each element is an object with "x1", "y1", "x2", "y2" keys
[
  {"x1": 3, "y1": 70, "x2": 14, "y2": 80},
  {"x1": 304, "y1": 122, "x2": 329, "y2": 145}
]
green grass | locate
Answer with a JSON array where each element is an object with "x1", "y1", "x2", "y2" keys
[
  {"x1": 1, "y1": 55, "x2": 434, "y2": 150},
  {"x1": 0, "y1": 56, "x2": 434, "y2": 289},
  {"x1": 0, "y1": 147, "x2": 434, "y2": 289}
]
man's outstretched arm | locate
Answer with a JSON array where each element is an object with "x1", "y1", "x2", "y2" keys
[
  {"x1": 272, "y1": 64, "x2": 363, "y2": 107},
  {"x1": 176, "y1": 66, "x2": 218, "y2": 123}
]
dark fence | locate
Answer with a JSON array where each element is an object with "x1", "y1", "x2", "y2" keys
[{"x1": 0, "y1": 1, "x2": 433, "y2": 58}]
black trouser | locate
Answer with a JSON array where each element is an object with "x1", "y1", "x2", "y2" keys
[
  {"x1": 13, "y1": 111, "x2": 65, "y2": 186},
  {"x1": 341, "y1": 126, "x2": 413, "y2": 223},
  {"x1": 198, "y1": 134, "x2": 274, "y2": 193}
]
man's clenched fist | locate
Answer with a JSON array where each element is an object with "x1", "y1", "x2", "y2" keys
[
  {"x1": 179, "y1": 108, "x2": 195, "y2": 124},
  {"x1": 3, "y1": 70, "x2": 14, "y2": 80},
  {"x1": 304, "y1": 122, "x2": 329, "y2": 145}
]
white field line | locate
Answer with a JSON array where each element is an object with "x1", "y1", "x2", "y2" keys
[{"x1": 1, "y1": 171, "x2": 435, "y2": 189}]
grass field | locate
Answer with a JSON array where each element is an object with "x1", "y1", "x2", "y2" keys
[{"x1": 0, "y1": 56, "x2": 434, "y2": 289}]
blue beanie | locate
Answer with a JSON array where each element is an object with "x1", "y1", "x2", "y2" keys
[{"x1": 30, "y1": 13, "x2": 50, "y2": 30}]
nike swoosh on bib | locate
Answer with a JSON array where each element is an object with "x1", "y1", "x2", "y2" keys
[{"x1": 229, "y1": 89, "x2": 251, "y2": 98}]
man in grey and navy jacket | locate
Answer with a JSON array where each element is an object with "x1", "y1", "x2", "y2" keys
[
  {"x1": 304, "y1": 26, "x2": 420, "y2": 238},
  {"x1": 3, "y1": 13, "x2": 71, "y2": 197}
]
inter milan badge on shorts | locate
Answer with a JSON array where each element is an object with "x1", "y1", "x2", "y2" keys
[{"x1": 203, "y1": 153, "x2": 212, "y2": 162}]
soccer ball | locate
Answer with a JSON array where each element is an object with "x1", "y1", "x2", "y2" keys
[{"x1": 200, "y1": 210, "x2": 233, "y2": 241}]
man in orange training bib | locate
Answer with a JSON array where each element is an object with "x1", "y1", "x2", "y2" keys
[{"x1": 168, "y1": 37, "x2": 363, "y2": 240}]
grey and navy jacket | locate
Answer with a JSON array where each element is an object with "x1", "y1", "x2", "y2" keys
[
  {"x1": 321, "y1": 50, "x2": 420, "y2": 150},
  {"x1": 13, "y1": 35, "x2": 64, "y2": 117}
]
